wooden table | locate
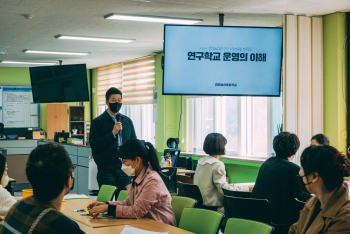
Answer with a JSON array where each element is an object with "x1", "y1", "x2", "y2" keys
[
  {"x1": 77, "y1": 223, "x2": 105, "y2": 234},
  {"x1": 96, "y1": 219, "x2": 194, "y2": 234},
  {"x1": 176, "y1": 169, "x2": 195, "y2": 174},
  {"x1": 161, "y1": 168, "x2": 195, "y2": 174},
  {"x1": 61, "y1": 198, "x2": 153, "y2": 228},
  {"x1": 231, "y1": 182, "x2": 255, "y2": 191}
]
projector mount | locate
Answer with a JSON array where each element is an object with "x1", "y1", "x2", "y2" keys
[{"x1": 219, "y1": 14, "x2": 224, "y2": 26}]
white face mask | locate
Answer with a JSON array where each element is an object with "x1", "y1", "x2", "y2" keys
[
  {"x1": 121, "y1": 160, "x2": 137, "y2": 177},
  {"x1": 1, "y1": 175, "x2": 9, "y2": 188}
]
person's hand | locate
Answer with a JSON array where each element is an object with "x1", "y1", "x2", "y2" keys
[
  {"x1": 88, "y1": 204, "x2": 108, "y2": 219},
  {"x1": 112, "y1": 122, "x2": 122, "y2": 135},
  {"x1": 87, "y1": 201, "x2": 105, "y2": 209}
]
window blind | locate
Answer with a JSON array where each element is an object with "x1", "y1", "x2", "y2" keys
[
  {"x1": 97, "y1": 63, "x2": 122, "y2": 105},
  {"x1": 122, "y1": 56, "x2": 155, "y2": 104}
]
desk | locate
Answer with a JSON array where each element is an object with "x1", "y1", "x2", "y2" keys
[
  {"x1": 232, "y1": 182, "x2": 255, "y2": 192},
  {"x1": 78, "y1": 223, "x2": 105, "y2": 234},
  {"x1": 96, "y1": 219, "x2": 195, "y2": 234},
  {"x1": 176, "y1": 169, "x2": 195, "y2": 174},
  {"x1": 61, "y1": 198, "x2": 152, "y2": 228},
  {"x1": 161, "y1": 169, "x2": 195, "y2": 175}
]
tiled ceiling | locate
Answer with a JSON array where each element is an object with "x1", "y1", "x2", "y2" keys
[{"x1": 0, "y1": 0, "x2": 349, "y2": 69}]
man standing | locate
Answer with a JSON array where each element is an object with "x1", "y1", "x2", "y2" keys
[{"x1": 90, "y1": 87, "x2": 136, "y2": 198}]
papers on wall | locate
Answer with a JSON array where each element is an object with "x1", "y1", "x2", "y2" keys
[
  {"x1": 120, "y1": 225, "x2": 169, "y2": 234},
  {"x1": 0, "y1": 86, "x2": 39, "y2": 128},
  {"x1": 64, "y1": 194, "x2": 90, "y2": 199}
]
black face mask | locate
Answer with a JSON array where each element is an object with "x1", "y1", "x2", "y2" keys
[{"x1": 109, "y1": 102, "x2": 122, "y2": 113}]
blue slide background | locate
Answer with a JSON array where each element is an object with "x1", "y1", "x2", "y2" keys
[{"x1": 163, "y1": 26, "x2": 283, "y2": 96}]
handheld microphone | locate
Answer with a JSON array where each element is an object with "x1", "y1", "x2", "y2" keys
[{"x1": 116, "y1": 115, "x2": 122, "y2": 135}]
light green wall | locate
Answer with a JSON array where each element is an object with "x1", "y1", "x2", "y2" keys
[
  {"x1": 155, "y1": 53, "x2": 187, "y2": 153},
  {"x1": 91, "y1": 68, "x2": 98, "y2": 119},
  {"x1": 0, "y1": 67, "x2": 92, "y2": 133},
  {"x1": 323, "y1": 12, "x2": 347, "y2": 153}
]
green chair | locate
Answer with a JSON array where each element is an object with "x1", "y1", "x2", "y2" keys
[
  {"x1": 170, "y1": 191, "x2": 177, "y2": 197},
  {"x1": 96, "y1": 185, "x2": 116, "y2": 202},
  {"x1": 171, "y1": 196, "x2": 197, "y2": 226},
  {"x1": 179, "y1": 208, "x2": 224, "y2": 234},
  {"x1": 224, "y1": 218, "x2": 274, "y2": 234},
  {"x1": 178, "y1": 181, "x2": 220, "y2": 211},
  {"x1": 116, "y1": 190, "x2": 128, "y2": 201}
]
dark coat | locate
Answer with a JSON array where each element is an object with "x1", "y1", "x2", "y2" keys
[
  {"x1": 251, "y1": 156, "x2": 303, "y2": 225},
  {"x1": 89, "y1": 110, "x2": 136, "y2": 170}
]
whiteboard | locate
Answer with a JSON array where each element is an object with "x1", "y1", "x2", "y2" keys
[{"x1": 0, "y1": 85, "x2": 40, "y2": 128}]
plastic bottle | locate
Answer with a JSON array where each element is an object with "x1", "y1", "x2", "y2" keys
[
  {"x1": 160, "y1": 156, "x2": 167, "y2": 168},
  {"x1": 166, "y1": 153, "x2": 172, "y2": 167}
]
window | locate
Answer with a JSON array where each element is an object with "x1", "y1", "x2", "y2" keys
[
  {"x1": 188, "y1": 96, "x2": 282, "y2": 158},
  {"x1": 124, "y1": 104, "x2": 155, "y2": 144},
  {"x1": 96, "y1": 56, "x2": 156, "y2": 144}
]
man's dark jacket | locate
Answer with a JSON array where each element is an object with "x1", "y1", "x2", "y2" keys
[
  {"x1": 251, "y1": 156, "x2": 304, "y2": 225},
  {"x1": 89, "y1": 111, "x2": 136, "y2": 170}
]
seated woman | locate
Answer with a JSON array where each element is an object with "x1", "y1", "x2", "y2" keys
[
  {"x1": 310, "y1": 133, "x2": 330, "y2": 146},
  {"x1": 0, "y1": 153, "x2": 16, "y2": 217},
  {"x1": 251, "y1": 132, "x2": 304, "y2": 227},
  {"x1": 289, "y1": 145, "x2": 350, "y2": 233},
  {"x1": 193, "y1": 133, "x2": 249, "y2": 212},
  {"x1": 88, "y1": 139, "x2": 176, "y2": 226}
]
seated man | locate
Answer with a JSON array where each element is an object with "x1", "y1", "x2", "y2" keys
[
  {"x1": 251, "y1": 132, "x2": 304, "y2": 228},
  {"x1": 0, "y1": 144, "x2": 85, "y2": 234}
]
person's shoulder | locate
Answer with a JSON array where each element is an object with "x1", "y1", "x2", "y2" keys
[
  {"x1": 147, "y1": 169, "x2": 163, "y2": 182},
  {"x1": 93, "y1": 111, "x2": 108, "y2": 122},
  {"x1": 50, "y1": 213, "x2": 85, "y2": 233},
  {"x1": 0, "y1": 186, "x2": 15, "y2": 199},
  {"x1": 120, "y1": 114, "x2": 133, "y2": 123},
  {"x1": 284, "y1": 159, "x2": 300, "y2": 172}
]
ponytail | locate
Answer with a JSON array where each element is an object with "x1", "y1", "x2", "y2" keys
[
  {"x1": 145, "y1": 142, "x2": 160, "y2": 172},
  {"x1": 118, "y1": 139, "x2": 160, "y2": 172}
]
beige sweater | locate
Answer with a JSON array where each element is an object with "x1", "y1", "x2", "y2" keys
[
  {"x1": 0, "y1": 185, "x2": 17, "y2": 216},
  {"x1": 194, "y1": 156, "x2": 248, "y2": 207}
]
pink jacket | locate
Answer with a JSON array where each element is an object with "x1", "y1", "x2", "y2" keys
[{"x1": 109, "y1": 166, "x2": 176, "y2": 226}]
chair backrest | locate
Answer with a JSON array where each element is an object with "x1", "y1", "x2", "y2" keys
[
  {"x1": 294, "y1": 198, "x2": 305, "y2": 211},
  {"x1": 291, "y1": 198, "x2": 306, "y2": 224},
  {"x1": 116, "y1": 190, "x2": 128, "y2": 201},
  {"x1": 179, "y1": 208, "x2": 224, "y2": 234},
  {"x1": 178, "y1": 182, "x2": 204, "y2": 205},
  {"x1": 171, "y1": 196, "x2": 197, "y2": 226},
  {"x1": 224, "y1": 196, "x2": 272, "y2": 225},
  {"x1": 96, "y1": 185, "x2": 116, "y2": 202},
  {"x1": 159, "y1": 167, "x2": 178, "y2": 193},
  {"x1": 164, "y1": 148, "x2": 181, "y2": 167},
  {"x1": 222, "y1": 188, "x2": 252, "y2": 198},
  {"x1": 176, "y1": 156, "x2": 193, "y2": 170},
  {"x1": 224, "y1": 218, "x2": 274, "y2": 234}
]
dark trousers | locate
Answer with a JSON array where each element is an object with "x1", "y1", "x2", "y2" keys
[{"x1": 97, "y1": 168, "x2": 131, "y2": 200}]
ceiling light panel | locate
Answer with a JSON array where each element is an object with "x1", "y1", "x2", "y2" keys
[
  {"x1": 24, "y1": 50, "x2": 89, "y2": 56},
  {"x1": 55, "y1": 35, "x2": 135, "y2": 43},
  {"x1": 1, "y1": 61, "x2": 57, "y2": 65},
  {"x1": 105, "y1": 13, "x2": 203, "y2": 25}
]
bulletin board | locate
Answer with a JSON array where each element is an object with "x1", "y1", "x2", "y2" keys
[{"x1": 0, "y1": 85, "x2": 40, "y2": 128}]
